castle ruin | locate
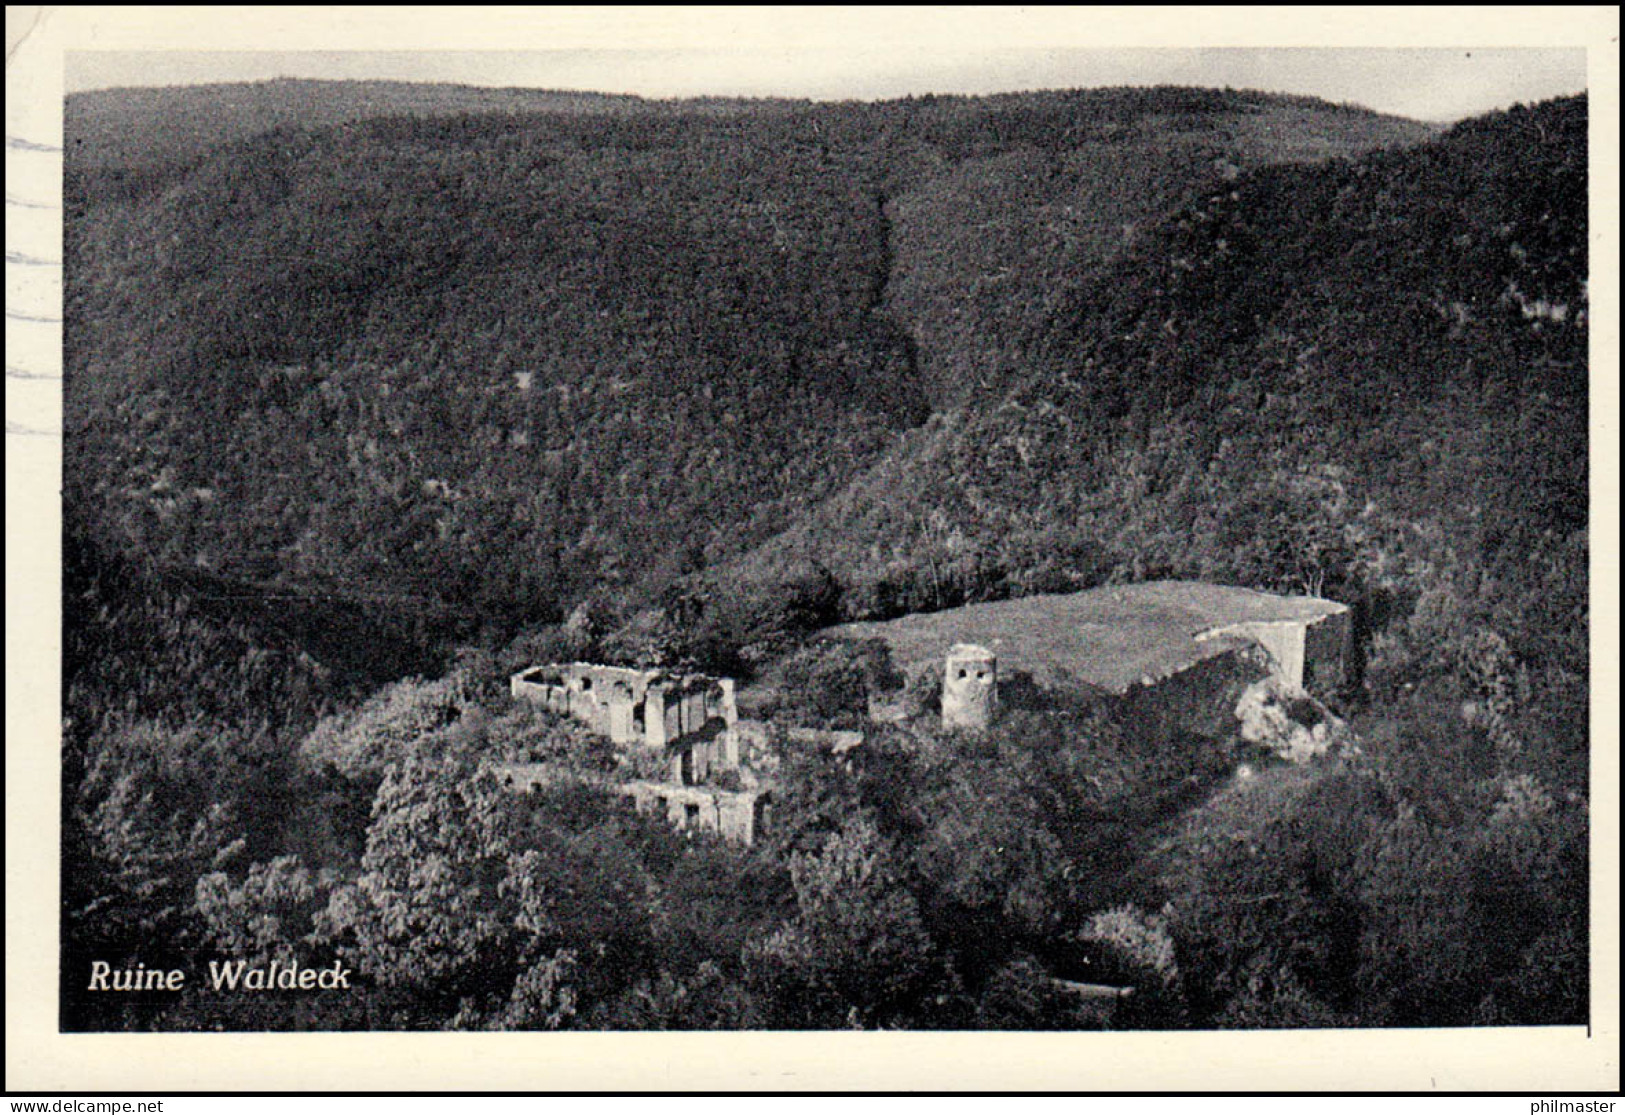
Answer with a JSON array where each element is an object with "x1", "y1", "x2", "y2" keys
[
  {"x1": 510, "y1": 662, "x2": 737, "y2": 749},
  {"x1": 506, "y1": 662, "x2": 766, "y2": 843}
]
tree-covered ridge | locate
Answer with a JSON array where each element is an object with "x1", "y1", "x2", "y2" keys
[
  {"x1": 65, "y1": 78, "x2": 738, "y2": 175},
  {"x1": 66, "y1": 79, "x2": 1427, "y2": 178},
  {"x1": 65, "y1": 85, "x2": 1427, "y2": 636}
]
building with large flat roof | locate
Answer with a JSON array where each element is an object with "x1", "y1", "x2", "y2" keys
[{"x1": 827, "y1": 581, "x2": 1350, "y2": 720}]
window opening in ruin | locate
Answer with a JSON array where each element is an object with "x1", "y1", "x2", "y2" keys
[
  {"x1": 580, "y1": 677, "x2": 592, "y2": 691},
  {"x1": 684, "y1": 803, "x2": 700, "y2": 826},
  {"x1": 958, "y1": 669, "x2": 967, "y2": 679},
  {"x1": 681, "y1": 748, "x2": 696, "y2": 785}
]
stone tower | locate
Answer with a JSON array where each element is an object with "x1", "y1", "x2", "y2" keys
[{"x1": 942, "y1": 643, "x2": 997, "y2": 730}]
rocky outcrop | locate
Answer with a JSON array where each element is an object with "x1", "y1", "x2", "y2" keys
[{"x1": 1234, "y1": 677, "x2": 1347, "y2": 763}]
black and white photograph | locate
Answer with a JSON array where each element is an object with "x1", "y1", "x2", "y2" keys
[{"x1": 6, "y1": 4, "x2": 1618, "y2": 1094}]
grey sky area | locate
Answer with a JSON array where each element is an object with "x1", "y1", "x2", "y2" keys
[{"x1": 66, "y1": 47, "x2": 1587, "y2": 122}]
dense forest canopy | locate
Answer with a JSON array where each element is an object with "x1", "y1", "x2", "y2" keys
[
  {"x1": 61, "y1": 81, "x2": 1588, "y2": 1032},
  {"x1": 64, "y1": 84, "x2": 1432, "y2": 630}
]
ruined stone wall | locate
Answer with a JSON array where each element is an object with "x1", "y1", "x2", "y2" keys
[
  {"x1": 1207, "y1": 621, "x2": 1307, "y2": 691},
  {"x1": 1302, "y1": 610, "x2": 1350, "y2": 697},
  {"x1": 732, "y1": 720, "x2": 775, "y2": 771},
  {"x1": 1117, "y1": 644, "x2": 1270, "y2": 739},
  {"x1": 509, "y1": 668, "x2": 567, "y2": 709},
  {"x1": 494, "y1": 760, "x2": 767, "y2": 844},
  {"x1": 667, "y1": 723, "x2": 749, "y2": 787},
  {"x1": 621, "y1": 780, "x2": 767, "y2": 843},
  {"x1": 490, "y1": 761, "x2": 566, "y2": 793},
  {"x1": 511, "y1": 663, "x2": 657, "y2": 736},
  {"x1": 1197, "y1": 612, "x2": 1348, "y2": 697},
  {"x1": 512, "y1": 663, "x2": 739, "y2": 751},
  {"x1": 785, "y1": 726, "x2": 866, "y2": 754}
]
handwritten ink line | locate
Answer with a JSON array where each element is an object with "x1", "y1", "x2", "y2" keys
[
  {"x1": 7, "y1": 364, "x2": 62, "y2": 381},
  {"x1": 6, "y1": 135, "x2": 62, "y2": 153},
  {"x1": 6, "y1": 250, "x2": 61, "y2": 266}
]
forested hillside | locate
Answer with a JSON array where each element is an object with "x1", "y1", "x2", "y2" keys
[
  {"x1": 61, "y1": 81, "x2": 1588, "y2": 1033},
  {"x1": 745, "y1": 97, "x2": 1586, "y2": 643},
  {"x1": 65, "y1": 84, "x2": 1428, "y2": 635}
]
